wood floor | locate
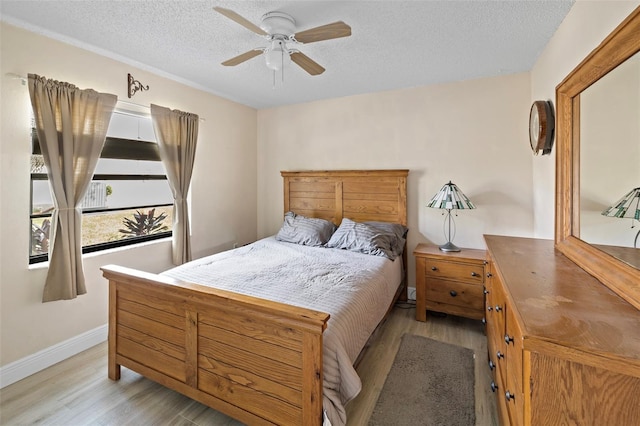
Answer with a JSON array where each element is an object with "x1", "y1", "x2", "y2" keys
[{"x1": 0, "y1": 305, "x2": 498, "y2": 426}]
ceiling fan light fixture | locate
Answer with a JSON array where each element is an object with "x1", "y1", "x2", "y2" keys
[{"x1": 265, "y1": 40, "x2": 291, "y2": 71}]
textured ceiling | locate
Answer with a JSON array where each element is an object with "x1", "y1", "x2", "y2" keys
[{"x1": 1, "y1": 1, "x2": 574, "y2": 109}]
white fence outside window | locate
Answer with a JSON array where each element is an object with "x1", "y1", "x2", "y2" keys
[{"x1": 82, "y1": 182, "x2": 107, "y2": 209}]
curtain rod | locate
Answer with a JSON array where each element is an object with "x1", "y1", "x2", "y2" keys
[
  {"x1": 117, "y1": 100, "x2": 205, "y2": 122},
  {"x1": 6, "y1": 73, "x2": 205, "y2": 121}
]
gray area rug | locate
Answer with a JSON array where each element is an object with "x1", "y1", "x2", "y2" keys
[{"x1": 368, "y1": 334, "x2": 475, "y2": 426}]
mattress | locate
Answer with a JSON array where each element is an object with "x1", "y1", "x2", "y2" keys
[{"x1": 162, "y1": 236, "x2": 403, "y2": 426}]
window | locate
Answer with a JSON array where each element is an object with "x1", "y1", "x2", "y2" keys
[{"x1": 30, "y1": 110, "x2": 173, "y2": 264}]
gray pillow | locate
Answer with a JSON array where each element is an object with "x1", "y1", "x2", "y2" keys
[
  {"x1": 275, "y1": 211, "x2": 336, "y2": 247},
  {"x1": 364, "y1": 221, "x2": 408, "y2": 257},
  {"x1": 326, "y1": 218, "x2": 401, "y2": 260}
]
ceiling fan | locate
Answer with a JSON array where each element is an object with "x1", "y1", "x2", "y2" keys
[{"x1": 214, "y1": 7, "x2": 351, "y2": 76}]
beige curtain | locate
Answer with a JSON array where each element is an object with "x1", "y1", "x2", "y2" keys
[
  {"x1": 150, "y1": 104, "x2": 199, "y2": 265},
  {"x1": 28, "y1": 74, "x2": 116, "y2": 302}
]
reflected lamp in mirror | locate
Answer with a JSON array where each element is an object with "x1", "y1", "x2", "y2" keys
[
  {"x1": 601, "y1": 187, "x2": 640, "y2": 248},
  {"x1": 427, "y1": 181, "x2": 475, "y2": 252}
]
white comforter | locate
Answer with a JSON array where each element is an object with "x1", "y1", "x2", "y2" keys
[{"x1": 162, "y1": 237, "x2": 402, "y2": 426}]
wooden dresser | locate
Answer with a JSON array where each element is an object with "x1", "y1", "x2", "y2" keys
[
  {"x1": 414, "y1": 244, "x2": 486, "y2": 322},
  {"x1": 484, "y1": 235, "x2": 640, "y2": 425}
]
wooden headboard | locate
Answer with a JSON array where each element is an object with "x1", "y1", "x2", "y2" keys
[{"x1": 281, "y1": 170, "x2": 408, "y2": 226}]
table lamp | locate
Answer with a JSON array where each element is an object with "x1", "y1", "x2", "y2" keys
[
  {"x1": 601, "y1": 187, "x2": 640, "y2": 248},
  {"x1": 427, "y1": 181, "x2": 476, "y2": 252}
]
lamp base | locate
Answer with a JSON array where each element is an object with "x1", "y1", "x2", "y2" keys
[{"x1": 439, "y1": 241, "x2": 461, "y2": 252}]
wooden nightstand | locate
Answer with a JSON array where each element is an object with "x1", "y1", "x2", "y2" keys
[{"x1": 414, "y1": 243, "x2": 486, "y2": 322}]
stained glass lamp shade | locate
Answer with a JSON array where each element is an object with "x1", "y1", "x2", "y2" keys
[
  {"x1": 601, "y1": 187, "x2": 640, "y2": 248},
  {"x1": 427, "y1": 181, "x2": 476, "y2": 252}
]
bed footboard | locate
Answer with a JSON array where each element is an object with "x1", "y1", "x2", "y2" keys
[{"x1": 102, "y1": 265, "x2": 329, "y2": 426}]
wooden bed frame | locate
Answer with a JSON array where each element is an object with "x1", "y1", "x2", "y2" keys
[{"x1": 101, "y1": 169, "x2": 408, "y2": 426}]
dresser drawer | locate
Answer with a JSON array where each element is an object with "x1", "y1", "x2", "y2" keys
[
  {"x1": 426, "y1": 279, "x2": 484, "y2": 310},
  {"x1": 493, "y1": 364, "x2": 510, "y2": 426},
  {"x1": 505, "y1": 302, "x2": 524, "y2": 393},
  {"x1": 424, "y1": 259, "x2": 484, "y2": 284}
]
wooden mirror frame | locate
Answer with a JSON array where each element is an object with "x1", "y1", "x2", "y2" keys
[{"x1": 555, "y1": 7, "x2": 640, "y2": 311}]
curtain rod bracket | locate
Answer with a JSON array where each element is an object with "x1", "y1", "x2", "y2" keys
[
  {"x1": 127, "y1": 73, "x2": 149, "y2": 98},
  {"x1": 6, "y1": 72, "x2": 27, "y2": 85}
]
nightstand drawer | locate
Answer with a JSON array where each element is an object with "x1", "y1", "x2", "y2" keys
[
  {"x1": 425, "y1": 300, "x2": 484, "y2": 320},
  {"x1": 424, "y1": 259, "x2": 484, "y2": 284},
  {"x1": 425, "y1": 279, "x2": 484, "y2": 311}
]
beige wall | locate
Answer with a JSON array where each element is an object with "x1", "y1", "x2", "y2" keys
[
  {"x1": 530, "y1": 0, "x2": 640, "y2": 239},
  {"x1": 0, "y1": 23, "x2": 258, "y2": 366},
  {"x1": 4, "y1": 0, "x2": 639, "y2": 376},
  {"x1": 257, "y1": 72, "x2": 534, "y2": 291},
  {"x1": 256, "y1": 0, "x2": 640, "y2": 294}
]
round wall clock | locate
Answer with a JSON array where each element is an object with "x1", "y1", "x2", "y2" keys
[{"x1": 529, "y1": 100, "x2": 555, "y2": 155}]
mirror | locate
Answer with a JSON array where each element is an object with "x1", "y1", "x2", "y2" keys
[
  {"x1": 579, "y1": 52, "x2": 640, "y2": 268},
  {"x1": 556, "y1": 7, "x2": 640, "y2": 311}
]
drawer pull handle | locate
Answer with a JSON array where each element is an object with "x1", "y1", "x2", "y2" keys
[
  {"x1": 486, "y1": 272, "x2": 493, "y2": 278},
  {"x1": 505, "y1": 334, "x2": 514, "y2": 345},
  {"x1": 450, "y1": 290, "x2": 457, "y2": 297},
  {"x1": 482, "y1": 318, "x2": 486, "y2": 325},
  {"x1": 471, "y1": 272, "x2": 478, "y2": 277},
  {"x1": 495, "y1": 305, "x2": 502, "y2": 312},
  {"x1": 496, "y1": 351, "x2": 504, "y2": 359},
  {"x1": 487, "y1": 306, "x2": 493, "y2": 312},
  {"x1": 431, "y1": 266, "x2": 437, "y2": 271},
  {"x1": 488, "y1": 360, "x2": 495, "y2": 371},
  {"x1": 491, "y1": 381, "x2": 498, "y2": 392},
  {"x1": 483, "y1": 288, "x2": 489, "y2": 295},
  {"x1": 505, "y1": 391, "x2": 515, "y2": 402}
]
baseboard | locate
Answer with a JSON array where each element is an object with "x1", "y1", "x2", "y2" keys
[{"x1": 0, "y1": 324, "x2": 107, "y2": 389}]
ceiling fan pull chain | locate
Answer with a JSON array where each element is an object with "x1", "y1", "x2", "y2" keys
[{"x1": 281, "y1": 48, "x2": 285, "y2": 84}]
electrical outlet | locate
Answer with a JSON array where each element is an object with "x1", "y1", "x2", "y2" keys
[{"x1": 408, "y1": 287, "x2": 416, "y2": 300}]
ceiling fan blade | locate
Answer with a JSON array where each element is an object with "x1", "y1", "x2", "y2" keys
[
  {"x1": 222, "y1": 49, "x2": 263, "y2": 66},
  {"x1": 294, "y1": 21, "x2": 351, "y2": 44},
  {"x1": 213, "y1": 7, "x2": 267, "y2": 36},
  {"x1": 290, "y1": 52, "x2": 325, "y2": 75}
]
